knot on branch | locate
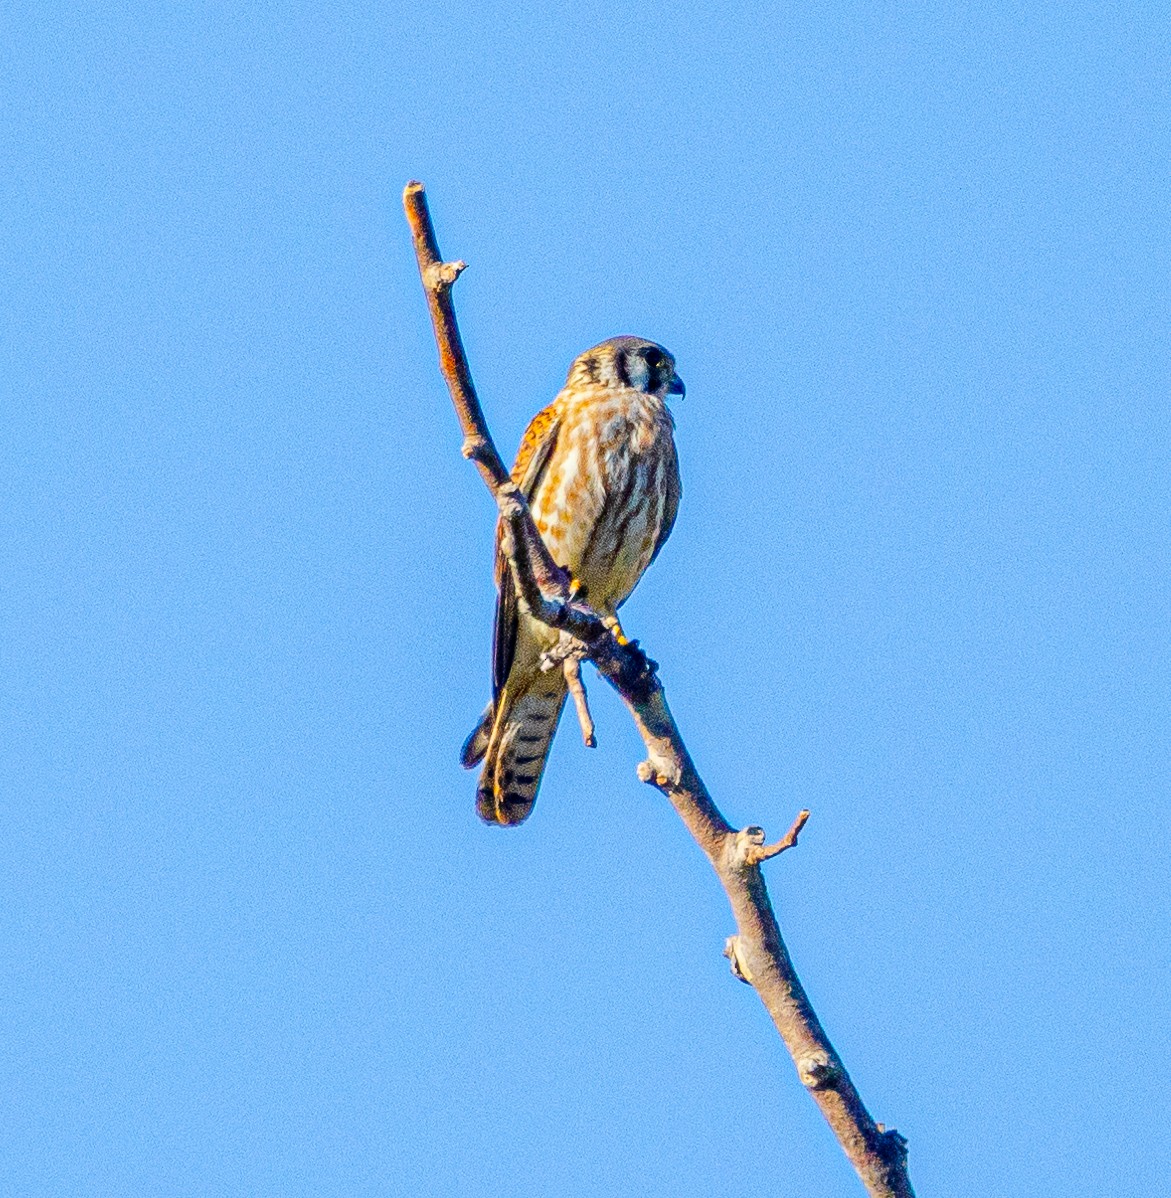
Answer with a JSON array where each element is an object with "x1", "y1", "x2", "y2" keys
[
  {"x1": 546, "y1": 598, "x2": 578, "y2": 630},
  {"x1": 461, "y1": 434, "x2": 491, "y2": 464},
  {"x1": 603, "y1": 638, "x2": 660, "y2": 705},
  {"x1": 723, "y1": 935, "x2": 754, "y2": 985},
  {"x1": 636, "y1": 755, "x2": 682, "y2": 791},
  {"x1": 539, "y1": 633, "x2": 586, "y2": 673},
  {"x1": 876, "y1": 1126, "x2": 910, "y2": 1166},
  {"x1": 728, "y1": 810, "x2": 811, "y2": 868},
  {"x1": 423, "y1": 259, "x2": 467, "y2": 292},
  {"x1": 496, "y1": 483, "x2": 526, "y2": 520},
  {"x1": 797, "y1": 1051, "x2": 841, "y2": 1090}
]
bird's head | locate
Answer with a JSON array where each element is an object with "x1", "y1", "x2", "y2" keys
[{"x1": 569, "y1": 336, "x2": 685, "y2": 400}]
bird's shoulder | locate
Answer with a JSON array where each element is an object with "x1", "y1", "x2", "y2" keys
[{"x1": 510, "y1": 398, "x2": 564, "y2": 486}]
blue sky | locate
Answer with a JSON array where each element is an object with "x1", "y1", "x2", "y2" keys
[{"x1": 3, "y1": 2, "x2": 1169, "y2": 1195}]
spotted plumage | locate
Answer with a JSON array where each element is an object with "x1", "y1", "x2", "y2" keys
[{"x1": 461, "y1": 336, "x2": 684, "y2": 825}]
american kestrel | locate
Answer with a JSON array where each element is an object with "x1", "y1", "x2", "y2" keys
[{"x1": 461, "y1": 336, "x2": 684, "y2": 826}]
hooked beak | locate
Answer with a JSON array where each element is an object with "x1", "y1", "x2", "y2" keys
[{"x1": 667, "y1": 371, "x2": 685, "y2": 398}]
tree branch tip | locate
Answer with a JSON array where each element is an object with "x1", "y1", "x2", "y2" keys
[{"x1": 403, "y1": 179, "x2": 425, "y2": 197}]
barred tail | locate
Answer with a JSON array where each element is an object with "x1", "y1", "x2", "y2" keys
[{"x1": 472, "y1": 675, "x2": 567, "y2": 826}]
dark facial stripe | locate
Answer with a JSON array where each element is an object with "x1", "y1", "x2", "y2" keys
[
  {"x1": 613, "y1": 348, "x2": 630, "y2": 388},
  {"x1": 643, "y1": 347, "x2": 663, "y2": 392}
]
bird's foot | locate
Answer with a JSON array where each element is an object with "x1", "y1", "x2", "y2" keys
[
  {"x1": 566, "y1": 574, "x2": 588, "y2": 602},
  {"x1": 602, "y1": 614, "x2": 630, "y2": 646}
]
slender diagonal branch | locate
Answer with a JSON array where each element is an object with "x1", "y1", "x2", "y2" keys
[{"x1": 404, "y1": 180, "x2": 916, "y2": 1198}]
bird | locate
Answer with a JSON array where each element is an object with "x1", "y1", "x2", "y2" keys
[{"x1": 460, "y1": 336, "x2": 684, "y2": 826}]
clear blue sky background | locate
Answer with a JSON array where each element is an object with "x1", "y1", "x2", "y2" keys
[{"x1": 4, "y1": 3, "x2": 1169, "y2": 1195}]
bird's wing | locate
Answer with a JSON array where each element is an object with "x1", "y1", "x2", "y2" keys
[{"x1": 492, "y1": 403, "x2": 563, "y2": 699}]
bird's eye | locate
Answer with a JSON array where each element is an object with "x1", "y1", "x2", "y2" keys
[{"x1": 643, "y1": 347, "x2": 663, "y2": 369}]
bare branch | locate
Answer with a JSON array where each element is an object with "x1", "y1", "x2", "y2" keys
[
  {"x1": 404, "y1": 181, "x2": 581, "y2": 625},
  {"x1": 403, "y1": 184, "x2": 507, "y2": 494},
  {"x1": 404, "y1": 180, "x2": 916, "y2": 1198}
]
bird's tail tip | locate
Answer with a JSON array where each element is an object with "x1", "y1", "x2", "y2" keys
[
  {"x1": 476, "y1": 785, "x2": 535, "y2": 827},
  {"x1": 460, "y1": 705, "x2": 492, "y2": 769},
  {"x1": 463, "y1": 701, "x2": 534, "y2": 822}
]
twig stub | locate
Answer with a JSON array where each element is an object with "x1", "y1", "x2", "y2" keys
[
  {"x1": 724, "y1": 935, "x2": 754, "y2": 984},
  {"x1": 563, "y1": 655, "x2": 597, "y2": 748},
  {"x1": 424, "y1": 259, "x2": 467, "y2": 291},
  {"x1": 741, "y1": 808, "x2": 812, "y2": 866}
]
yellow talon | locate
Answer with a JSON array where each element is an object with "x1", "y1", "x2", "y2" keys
[{"x1": 604, "y1": 615, "x2": 630, "y2": 646}]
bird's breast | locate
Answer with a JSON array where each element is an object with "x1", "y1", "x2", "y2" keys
[{"x1": 532, "y1": 390, "x2": 675, "y2": 612}]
